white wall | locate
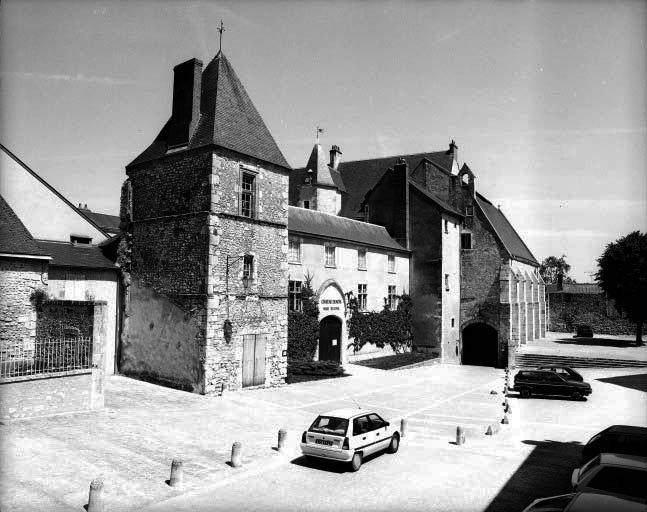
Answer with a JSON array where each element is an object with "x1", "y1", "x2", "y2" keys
[
  {"x1": 442, "y1": 217, "x2": 461, "y2": 363},
  {"x1": 0, "y1": 149, "x2": 107, "y2": 243}
]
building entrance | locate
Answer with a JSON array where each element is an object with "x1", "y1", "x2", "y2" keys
[
  {"x1": 319, "y1": 316, "x2": 342, "y2": 362},
  {"x1": 461, "y1": 323, "x2": 498, "y2": 367}
]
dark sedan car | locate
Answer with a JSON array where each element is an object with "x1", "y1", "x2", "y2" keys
[
  {"x1": 581, "y1": 425, "x2": 647, "y2": 464},
  {"x1": 537, "y1": 365, "x2": 584, "y2": 382},
  {"x1": 514, "y1": 370, "x2": 592, "y2": 400}
]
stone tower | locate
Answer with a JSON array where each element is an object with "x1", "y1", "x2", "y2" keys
[{"x1": 120, "y1": 51, "x2": 291, "y2": 394}]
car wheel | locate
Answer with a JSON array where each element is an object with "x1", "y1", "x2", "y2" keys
[
  {"x1": 350, "y1": 452, "x2": 362, "y2": 472},
  {"x1": 387, "y1": 433, "x2": 400, "y2": 454},
  {"x1": 520, "y1": 387, "x2": 531, "y2": 399},
  {"x1": 572, "y1": 390, "x2": 583, "y2": 401}
]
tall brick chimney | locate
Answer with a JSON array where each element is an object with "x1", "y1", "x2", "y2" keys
[
  {"x1": 329, "y1": 145, "x2": 342, "y2": 170},
  {"x1": 167, "y1": 58, "x2": 203, "y2": 148}
]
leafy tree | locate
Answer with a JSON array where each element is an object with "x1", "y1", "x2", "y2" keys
[
  {"x1": 539, "y1": 255, "x2": 575, "y2": 285},
  {"x1": 287, "y1": 274, "x2": 319, "y2": 360},
  {"x1": 595, "y1": 231, "x2": 647, "y2": 345}
]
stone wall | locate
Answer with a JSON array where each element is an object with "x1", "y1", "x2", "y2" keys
[
  {"x1": 0, "y1": 258, "x2": 46, "y2": 363},
  {"x1": 547, "y1": 291, "x2": 634, "y2": 335}
]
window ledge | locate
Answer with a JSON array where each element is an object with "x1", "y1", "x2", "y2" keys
[
  {"x1": 324, "y1": 265, "x2": 337, "y2": 269},
  {"x1": 357, "y1": 267, "x2": 367, "y2": 271}
]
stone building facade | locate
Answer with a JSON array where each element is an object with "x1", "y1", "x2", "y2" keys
[{"x1": 120, "y1": 52, "x2": 291, "y2": 394}]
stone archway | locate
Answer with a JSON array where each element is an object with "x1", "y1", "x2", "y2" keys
[{"x1": 461, "y1": 322, "x2": 498, "y2": 367}]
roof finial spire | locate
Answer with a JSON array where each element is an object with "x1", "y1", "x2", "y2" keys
[
  {"x1": 316, "y1": 126, "x2": 324, "y2": 143},
  {"x1": 218, "y1": 19, "x2": 225, "y2": 52}
]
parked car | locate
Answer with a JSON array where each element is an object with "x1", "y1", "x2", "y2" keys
[
  {"x1": 513, "y1": 370, "x2": 592, "y2": 400},
  {"x1": 575, "y1": 324, "x2": 593, "y2": 338},
  {"x1": 537, "y1": 365, "x2": 584, "y2": 382},
  {"x1": 581, "y1": 425, "x2": 647, "y2": 464},
  {"x1": 300, "y1": 408, "x2": 400, "y2": 471},
  {"x1": 522, "y1": 491, "x2": 646, "y2": 512},
  {"x1": 571, "y1": 453, "x2": 647, "y2": 502}
]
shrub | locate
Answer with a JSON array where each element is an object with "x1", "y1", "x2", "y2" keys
[
  {"x1": 287, "y1": 276, "x2": 319, "y2": 361},
  {"x1": 287, "y1": 359, "x2": 345, "y2": 376}
]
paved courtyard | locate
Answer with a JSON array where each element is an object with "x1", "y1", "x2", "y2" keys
[{"x1": 0, "y1": 363, "x2": 645, "y2": 512}]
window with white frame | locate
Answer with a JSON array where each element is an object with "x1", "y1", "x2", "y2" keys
[
  {"x1": 288, "y1": 280, "x2": 302, "y2": 311},
  {"x1": 288, "y1": 239, "x2": 301, "y2": 263},
  {"x1": 387, "y1": 285, "x2": 397, "y2": 309},
  {"x1": 240, "y1": 172, "x2": 256, "y2": 218},
  {"x1": 357, "y1": 249, "x2": 367, "y2": 270},
  {"x1": 243, "y1": 255, "x2": 254, "y2": 280},
  {"x1": 325, "y1": 245, "x2": 336, "y2": 267},
  {"x1": 357, "y1": 284, "x2": 367, "y2": 311},
  {"x1": 461, "y1": 232, "x2": 473, "y2": 250},
  {"x1": 388, "y1": 255, "x2": 396, "y2": 273}
]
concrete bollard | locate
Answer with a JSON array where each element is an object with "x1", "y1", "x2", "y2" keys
[
  {"x1": 501, "y1": 414, "x2": 510, "y2": 425},
  {"x1": 490, "y1": 390, "x2": 497, "y2": 395},
  {"x1": 168, "y1": 459, "x2": 183, "y2": 487},
  {"x1": 485, "y1": 425, "x2": 494, "y2": 436},
  {"x1": 87, "y1": 478, "x2": 105, "y2": 512},
  {"x1": 231, "y1": 442, "x2": 242, "y2": 468},
  {"x1": 400, "y1": 418, "x2": 408, "y2": 438},
  {"x1": 277, "y1": 429, "x2": 288, "y2": 452},
  {"x1": 456, "y1": 426, "x2": 465, "y2": 445},
  {"x1": 505, "y1": 401, "x2": 512, "y2": 414}
]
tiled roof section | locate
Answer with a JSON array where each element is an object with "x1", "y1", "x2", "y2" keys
[
  {"x1": 0, "y1": 195, "x2": 50, "y2": 258},
  {"x1": 303, "y1": 144, "x2": 346, "y2": 192},
  {"x1": 80, "y1": 210, "x2": 121, "y2": 234},
  {"x1": 408, "y1": 180, "x2": 464, "y2": 218},
  {"x1": 288, "y1": 206, "x2": 408, "y2": 253},
  {"x1": 475, "y1": 193, "x2": 539, "y2": 266},
  {"x1": 36, "y1": 241, "x2": 117, "y2": 270},
  {"x1": 129, "y1": 52, "x2": 290, "y2": 170},
  {"x1": 337, "y1": 151, "x2": 454, "y2": 218}
]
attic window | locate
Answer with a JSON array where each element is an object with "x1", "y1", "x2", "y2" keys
[
  {"x1": 461, "y1": 173, "x2": 470, "y2": 186},
  {"x1": 70, "y1": 235, "x2": 92, "y2": 245}
]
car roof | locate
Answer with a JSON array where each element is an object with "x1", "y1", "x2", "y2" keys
[
  {"x1": 598, "y1": 453, "x2": 647, "y2": 469},
  {"x1": 538, "y1": 365, "x2": 576, "y2": 370},
  {"x1": 320, "y1": 408, "x2": 369, "y2": 419},
  {"x1": 567, "y1": 492, "x2": 646, "y2": 512},
  {"x1": 602, "y1": 425, "x2": 647, "y2": 436}
]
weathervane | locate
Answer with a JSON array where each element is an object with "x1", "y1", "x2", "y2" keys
[
  {"x1": 316, "y1": 126, "x2": 324, "y2": 142},
  {"x1": 218, "y1": 19, "x2": 225, "y2": 52}
]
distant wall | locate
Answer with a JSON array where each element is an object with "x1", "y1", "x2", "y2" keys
[{"x1": 547, "y1": 292, "x2": 634, "y2": 335}]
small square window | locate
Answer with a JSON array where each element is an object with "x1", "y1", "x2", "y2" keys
[
  {"x1": 303, "y1": 200, "x2": 310, "y2": 209},
  {"x1": 325, "y1": 246, "x2": 336, "y2": 267},
  {"x1": 388, "y1": 255, "x2": 395, "y2": 273},
  {"x1": 357, "y1": 249, "x2": 367, "y2": 270},
  {"x1": 465, "y1": 205, "x2": 474, "y2": 217}
]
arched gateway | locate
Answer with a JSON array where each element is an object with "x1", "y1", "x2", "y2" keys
[
  {"x1": 461, "y1": 323, "x2": 498, "y2": 367},
  {"x1": 319, "y1": 316, "x2": 342, "y2": 362}
]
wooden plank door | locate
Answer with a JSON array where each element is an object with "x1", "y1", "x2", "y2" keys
[
  {"x1": 242, "y1": 335, "x2": 256, "y2": 388},
  {"x1": 253, "y1": 335, "x2": 266, "y2": 386}
]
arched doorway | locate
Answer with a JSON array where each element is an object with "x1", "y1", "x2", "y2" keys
[
  {"x1": 462, "y1": 323, "x2": 498, "y2": 367},
  {"x1": 319, "y1": 316, "x2": 342, "y2": 362}
]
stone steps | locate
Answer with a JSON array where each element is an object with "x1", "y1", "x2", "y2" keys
[{"x1": 514, "y1": 352, "x2": 647, "y2": 369}]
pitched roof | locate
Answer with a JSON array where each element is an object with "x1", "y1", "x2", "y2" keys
[
  {"x1": 79, "y1": 209, "x2": 121, "y2": 234},
  {"x1": 128, "y1": 52, "x2": 290, "y2": 170},
  {"x1": 475, "y1": 193, "x2": 539, "y2": 266},
  {"x1": 302, "y1": 144, "x2": 346, "y2": 192},
  {"x1": 36, "y1": 241, "x2": 117, "y2": 270},
  {"x1": 337, "y1": 150, "x2": 454, "y2": 218},
  {"x1": 0, "y1": 195, "x2": 50, "y2": 258},
  {"x1": 408, "y1": 180, "x2": 464, "y2": 219},
  {"x1": 288, "y1": 206, "x2": 408, "y2": 253}
]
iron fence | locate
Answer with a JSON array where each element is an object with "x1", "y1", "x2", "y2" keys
[{"x1": 0, "y1": 336, "x2": 92, "y2": 379}]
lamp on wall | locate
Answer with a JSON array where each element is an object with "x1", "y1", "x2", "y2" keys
[{"x1": 223, "y1": 318, "x2": 233, "y2": 344}]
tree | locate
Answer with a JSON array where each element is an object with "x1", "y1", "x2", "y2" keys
[
  {"x1": 595, "y1": 231, "x2": 647, "y2": 345},
  {"x1": 539, "y1": 255, "x2": 575, "y2": 285}
]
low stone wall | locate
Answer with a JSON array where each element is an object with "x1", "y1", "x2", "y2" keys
[{"x1": 548, "y1": 292, "x2": 635, "y2": 336}]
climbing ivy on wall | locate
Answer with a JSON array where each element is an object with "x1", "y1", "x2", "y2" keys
[
  {"x1": 287, "y1": 277, "x2": 319, "y2": 361},
  {"x1": 347, "y1": 293, "x2": 413, "y2": 353}
]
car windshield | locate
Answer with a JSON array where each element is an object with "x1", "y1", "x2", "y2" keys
[
  {"x1": 309, "y1": 416, "x2": 349, "y2": 436},
  {"x1": 580, "y1": 455, "x2": 601, "y2": 478}
]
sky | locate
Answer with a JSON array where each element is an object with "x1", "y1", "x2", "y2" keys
[{"x1": 1, "y1": 0, "x2": 645, "y2": 282}]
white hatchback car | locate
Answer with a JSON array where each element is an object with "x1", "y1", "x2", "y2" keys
[{"x1": 300, "y1": 408, "x2": 400, "y2": 471}]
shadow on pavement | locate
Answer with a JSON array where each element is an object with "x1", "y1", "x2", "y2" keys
[
  {"x1": 290, "y1": 452, "x2": 383, "y2": 473},
  {"x1": 484, "y1": 439, "x2": 582, "y2": 512},
  {"x1": 597, "y1": 373, "x2": 647, "y2": 392},
  {"x1": 553, "y1": 337, "x2": 637, "y2": 347},
  {"x1": 508, "y1": 392, "x2": 588, "y2": 402}
]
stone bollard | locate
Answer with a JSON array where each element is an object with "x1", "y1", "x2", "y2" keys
[
  {"x1": 231, "y1": 442, "x2": 242, "y2": 468},
  {"x1": 168, "y1": 459, "x2": 183, "y2": 487},
  {"x1": 505, "y1": 402, "x2": 512, "y2": 414},
  {"x1": 485, "y1": 425, "x2": 494, "y2": 436},
  {"x1": 456, "y1": 426, "x2": 465, "y2": 445},
  {"x1": 490, "y1": 390, "x2": 497, "y2": 395},
  {"x1": 501, "y1": 414, "x2": 510, "y2": 425},
  {"x1": 277, "y1": 429, "x2": 288, "y2": 452},
  {"x1": 400, "y1": 418, "x2": 408, "y2": 438},
  {"x1": 87, "y1": 478, "x2": 105, "y2": 512}
]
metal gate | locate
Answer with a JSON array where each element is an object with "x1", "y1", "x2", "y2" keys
[{"x1": 242, "y1": 334, "x2": 266, "y2": 387}]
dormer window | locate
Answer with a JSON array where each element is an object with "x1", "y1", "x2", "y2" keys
[
  {"x1": 465, "y1": 205, "x2": 474, "y2": 217},
  {"x1": 461, "y1": 173, "x2": 470, "y2": 186},
  {"x1": 70, "y1": 235, "x2": 92, "y2": 245}
]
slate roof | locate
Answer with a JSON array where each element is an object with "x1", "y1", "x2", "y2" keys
[
  {"x1": 128, "y1": 51, "x2": 290, "y2": 170},
  {"x1": 475, "y1": 193, "x2": 539, "y2": 266},
  {"x1": 288, "y1": 206, "x2": 408, "y2": 253},
  {"x1": 80, "y1": 209, "x2": 121, "y2": 235},
  {"x1": 0, "y1": 195, "x2": 50, "y2": 258},
  {"x1": 302, "y1": 144, "x2": 346, "y2": 192},
  {"x1": 408, "y1": 180, "x2": 464, "y2": 219},
  {"x1": 337, "y1": 150, "x2": 454, "y2": 218},
  {"x1": 36, "y1": 241, "x2": 117, "y2": 270}
]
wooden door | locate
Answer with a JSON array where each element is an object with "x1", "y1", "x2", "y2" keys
[
  {"x1": 319, "y1": 316, "x2": 341, "y2": 362},
  {"x1": 242, "y1": 334, "x2": 266, "y2": 388}
]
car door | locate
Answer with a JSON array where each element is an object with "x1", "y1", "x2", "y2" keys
[
  {"x1": 367, "y1": 413, "x2": 390, "y2": 451},
  {"x1": 543, "y1": 372, "x2": 566, "y2": 396},
  {"x1": 352, "y1": 415, "x2": 375, "y2": 454}
]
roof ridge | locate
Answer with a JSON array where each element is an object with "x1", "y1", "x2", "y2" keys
[{"x1": 340, "y1": 149, "x2": 447, "y2": 166}]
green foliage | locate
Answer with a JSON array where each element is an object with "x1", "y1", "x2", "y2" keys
[
  {"x1": 287, "y1": 277, "x2": 319, "y2": 360},
  {"x1": 595, "y1": 231, "x2": 647, "y2": 344},
  {"x1": 347, "y1": 293, "x2": 413, "y2": 353},
  {"x1": 287, "y1": 360, "x2": 345, "y2": 376},
  {"x1": 29, "y1": 288, "x2": 49, "y2": 312},
  {"x1": 539, "y1": 255, "x2": 575, "y2": 285}
]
